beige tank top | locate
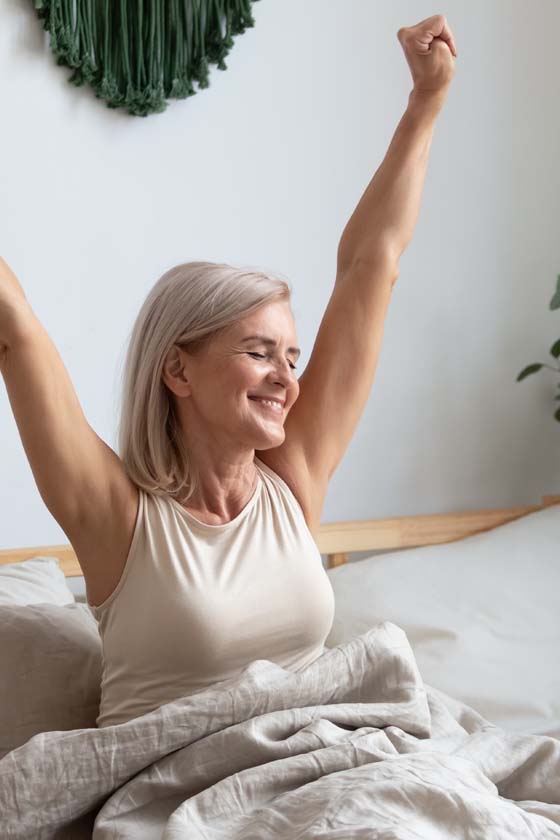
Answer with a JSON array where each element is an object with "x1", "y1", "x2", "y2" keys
[{"x1": 89, "y1": 456, "x2": 335, "y2": 728}]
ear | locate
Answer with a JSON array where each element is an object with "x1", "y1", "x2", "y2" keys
[{"x1": 162, "y1": 345, "x2": 191, "y2": 396}]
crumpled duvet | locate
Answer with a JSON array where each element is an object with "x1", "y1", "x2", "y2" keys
[{"x1": 1, "y1": 621, "x2": 559, "y2": 839}]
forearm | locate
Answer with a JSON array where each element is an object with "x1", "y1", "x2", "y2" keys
[{"x1": 337, "y1": 89, "x2": 448, "y2": 272}]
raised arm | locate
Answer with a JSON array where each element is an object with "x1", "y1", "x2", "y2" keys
[
  {"x1": 337, "y1": 14, "x2": 457, "y2": 271},
  {"x1": 0, "y1": 257, "x2": 136, "y2": 569},
  {"x1": 275, "y1": 16, "x2": 458, "y2": 522}
]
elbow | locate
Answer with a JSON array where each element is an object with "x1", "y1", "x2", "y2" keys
[
  {"x1": 336, "y1": 250, "x2": 400, "y2": 289},
  {"x1": 336, "y1": 238, "x2": 401, "y2": 280}
]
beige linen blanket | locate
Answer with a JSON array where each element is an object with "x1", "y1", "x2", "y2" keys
[{"x1": 1, "y1": 621, "x2": 559, "y2": 839}]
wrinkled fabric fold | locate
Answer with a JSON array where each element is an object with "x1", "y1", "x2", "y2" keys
[{"x1": 1, "y1": 621, "x2": 559, "y2": 839}]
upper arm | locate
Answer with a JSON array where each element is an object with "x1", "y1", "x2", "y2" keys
[
  {"x1": 282, "y1": 256, "x2": 397, "y2": 486},
  {"x1": 1, "y1": 314, "x2": 135, "y2": 543}
]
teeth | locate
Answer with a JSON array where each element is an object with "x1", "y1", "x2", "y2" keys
[{"x1": 250, "y1": 397, "x2": 283, "y2": 412}]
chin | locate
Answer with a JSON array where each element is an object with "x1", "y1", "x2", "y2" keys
[{"x1": 252, "y1": 426, "x2": 285, "y2": 449}]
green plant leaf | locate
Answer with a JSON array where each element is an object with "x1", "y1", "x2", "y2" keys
[
  {"x1": 551, "y1": 274, "x2": 560, "y2": 310},
  {"x1": 554, "y1": 395, "x2": 560, "y2": 401},
  {"x1": 550, "y1": 338, "x2": 560, "y2": 358},
  {"x1": 516, "y1": 363, "x2": 543, "y2": 381},
  {"x1": 555, "y1": 406, "x2": 560, "y2": 421}
]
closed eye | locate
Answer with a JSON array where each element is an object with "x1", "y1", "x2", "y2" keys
[{"x1": 247, "y1": 352, "x2": 297, "y2": 370}]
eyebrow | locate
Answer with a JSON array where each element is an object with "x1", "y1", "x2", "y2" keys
[{"x1": 241, "y1": 334, "x2": 301, "y2": 359}]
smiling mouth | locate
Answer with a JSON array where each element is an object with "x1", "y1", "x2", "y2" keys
[{"x1": 248, "y1": 396, "x2": 284, "y2": 415}]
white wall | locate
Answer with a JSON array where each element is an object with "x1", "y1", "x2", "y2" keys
[{"x1": 1, "y1": 0, "x2": 559, "y2": 597}]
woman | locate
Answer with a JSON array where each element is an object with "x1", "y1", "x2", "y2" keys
[{"x1": 0, "y1": 16, "x2": 457, "y2": 727}]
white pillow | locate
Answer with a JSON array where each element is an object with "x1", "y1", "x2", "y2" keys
[
  {"x1": 0, "y1": 557, "x2": 76, "y2": 606},
  {"x1": 325, "y1": 504, "x2": 560, "y2": 737}
]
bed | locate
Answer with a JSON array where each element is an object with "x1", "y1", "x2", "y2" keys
[{"x1": 1, "y1": 492, "x2": 559, "y2": 838}]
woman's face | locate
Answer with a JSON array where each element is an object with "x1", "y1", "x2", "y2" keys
[{"x1": 168, "y1": 300, "x2": 301, "y2": 452}]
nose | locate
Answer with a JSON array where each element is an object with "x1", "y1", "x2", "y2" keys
[{"x1": 269, "y1": 358, "x2": 294, "y2": 389}]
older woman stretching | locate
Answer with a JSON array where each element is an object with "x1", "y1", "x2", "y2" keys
[{"x1": 0, "y1": 15, "x2": 457, "y2": 727}]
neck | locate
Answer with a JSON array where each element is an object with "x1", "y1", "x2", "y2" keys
[{"x1": 177, "y1": 450, "x2": 259, "y2": 523}]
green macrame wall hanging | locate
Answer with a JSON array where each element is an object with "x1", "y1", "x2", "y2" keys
[{"x1": 32, "y1": 0, "x2": 260, "y2": 117}]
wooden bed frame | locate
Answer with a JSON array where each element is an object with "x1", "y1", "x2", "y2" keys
[{"x1": 1, "y1": 494, "x2": 559, "y2": 573}]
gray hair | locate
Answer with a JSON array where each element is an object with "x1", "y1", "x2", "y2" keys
[{"x1": 116, "y1": 261, "x2": 292, "y2": 504}]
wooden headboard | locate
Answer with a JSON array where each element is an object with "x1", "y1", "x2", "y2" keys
[{"x1": 1, "y1": 494, "x2": 559, "y2": 573}]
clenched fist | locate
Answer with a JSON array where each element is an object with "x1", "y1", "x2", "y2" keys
[{"x1": 397, "y1": 14, "x2": 457, "y2": 96}]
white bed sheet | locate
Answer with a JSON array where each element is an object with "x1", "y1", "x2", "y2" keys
[{"x1": 325, "y1": 504, "x2": 560, "y2": 739}]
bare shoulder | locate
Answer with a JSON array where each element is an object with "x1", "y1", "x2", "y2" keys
[{"x1": 255, "y1": 443, "x2": 328, "y2": 540}]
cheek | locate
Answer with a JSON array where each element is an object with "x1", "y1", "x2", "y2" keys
[
  {"x1": 241, "y1": 362, "x2": 265, "y2": 388},
  {"x1": 221, "y1": 359, "x2": 254, "y2": 387},
  {"x1": 233, "y1": 366, "x2": 260, "y2": 403}
]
